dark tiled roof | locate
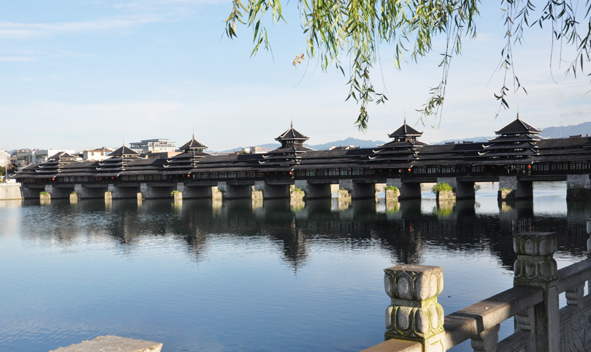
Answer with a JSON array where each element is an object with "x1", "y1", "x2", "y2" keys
[
  {"x1": 388, "y1": 122, "x2": 423, "y2": 138},
  {"x1": 495, "y1": 116, "x2": 542, "y2": 135},
  {"x1": 268, "y1": 146, "x2": 312, "y2": 154},
  {"x1": 275, "y1": 125, "x2": 309, "y2": 141},
  {"x1": 48, "y1": 152, "x2": 78, "y2": 161},
  {"x1": 487, "y1": 135, "x2": 543, "y2": 143},
  {"x1": 179, "y1": 137, "x2": 208, "y2": 151},
  {"x1": 110, "y1": 146, "x2": 139, "y2": 157},
  {"x1": 378, "y1": 140, "x2": 426, "y2": 149}
]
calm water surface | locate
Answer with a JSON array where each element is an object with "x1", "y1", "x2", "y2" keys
[{"x1": 0, "y1": 182, "x2": 588, "y2": 352}]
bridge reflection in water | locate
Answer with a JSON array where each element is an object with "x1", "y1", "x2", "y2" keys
[
  {"x1": 20, "y1": 193, "x2": 591, "y2": 274},
  {"x1": 6, "y1": 186, "x2": 591, "y2": 352}
]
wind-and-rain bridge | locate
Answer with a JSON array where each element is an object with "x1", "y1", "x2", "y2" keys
[{"x1": 15, "y1": 116, "x2": 591, "y2": 202}]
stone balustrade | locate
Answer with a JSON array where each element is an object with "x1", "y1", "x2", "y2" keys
[{"x1": 362, "y1": 229, "x2": 591, "y2": 352}]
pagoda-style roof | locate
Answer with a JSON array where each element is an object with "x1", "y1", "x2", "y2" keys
[
  {"x1": 179, "y1": 136, "x2": 208, "y2": 151},
  {"x1": 495, "y1": 114, "x2": 542, "y2": 135},
  {"x1": 275, "y1": 123, "x2": 309, "y2": 142},
  {"x1": 109, "y1": 145, "x2": 139, "y2": 158},
  {"x1": 388, "y1": 120, "x2": 423, "y2": 139},
  {"x1": 48, "y1": 152, "x2": 78, "y2": 161}
]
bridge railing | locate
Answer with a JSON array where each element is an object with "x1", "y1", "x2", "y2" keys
[{"x1": 362, "y1": 230, "x2": 591, "y2": 352}]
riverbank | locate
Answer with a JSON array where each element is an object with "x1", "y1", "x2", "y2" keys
[{"x1": 0, "y1": 183, "x2": 22, "y2": 200}]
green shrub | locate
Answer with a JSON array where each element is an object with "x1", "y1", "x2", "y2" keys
[
  {"x1": 39, "y1": 191, "x2": 49, "y2": 195},
  {"x1": 436, "y1": 206, "x2": 454, "y2": 217},
  {"x1": 431, "y1": 183, "x2": 453, "y2": 194},
  {"x1": 385, "y1": 185, "x2": 399, "y2": 192},
  {"x1": 292, "y1": 187, "x2": 303, "y2": 193},
  {"x1": 170, "y1": 190, "x2": 180, "y2": 197}
]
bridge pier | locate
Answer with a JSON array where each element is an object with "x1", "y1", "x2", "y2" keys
[
  {"x1": 140, "y1": 183, "x2": 175, "y2": 199},
  {"x1": 74, "y1": 184, "x2": 107, "y2": 199},
  {"x1": 338, "y1": 179, "x2": 375, "y2": 200},
  {"x1": 386, "y1": 179, "x2": 421, "y2": 200},
  {"x1": 21, "y1": 186, "x2": 43, "y2": 199},
  {"x1": 217, "y1": 182, "x2": 252, "y2": 200},
  {"x1": 45, "y1": 185, "x2": 73, "y2": 199},
  {"x1": 498, "y1": 176, "x2": 533, "y2": 201},
  {"x1": 108, "y1": 184, "x2": 141, "y2": 199},
  {"x1": 437, "y1": 177, "x2": 475, "y2": 200},
  {"x1": 254, "y1": 181, "x2": 290, "y2": 199},
  {"x1": 294, "y1": 180, "x2": 331, "y2": 199},
  {"x1": 567, "y1": 174, "x2": 591, "y2": 200},
  {"x1": 176, "y1": 183, "x2": 213, "y2": 199}
]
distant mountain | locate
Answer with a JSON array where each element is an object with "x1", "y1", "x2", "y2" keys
[
  {"x1": 213, "y1": 121, "x2": 591, "y2": 153},
  {"x1": 308, "y1": 137, "x2": 386, "y2": 150},
  {"x1": 436, "y1": 121, "x2": 591, "y2": 144},
  {"x1": 215, "y1": 137, "x2": 387, "y2": 153},
  {"x1": 436, "y1": 137, "x2": 490, "y2": 144},
  {"x1": 541, "y1": 122, "x2": 591, "y2": 138}
]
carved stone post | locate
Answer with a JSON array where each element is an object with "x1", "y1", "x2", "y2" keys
[
  {"x1": 513, "y1": 232, "x2": 559, "y2": 352},
  {"x1": 384, "y1": 265, "x2": 445, "y2": 352}
]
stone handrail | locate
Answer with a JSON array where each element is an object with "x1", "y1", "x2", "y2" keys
[
  {"x1": 556, "y1": 257, "x2": 591, "y2": 294},
  {"x1": 362, "y1": 282, "x2": 543, "y2": 352},
  {"x1": 362, "y1": 231, "x2": 566, "y2": 352},
  {"x1": 441, "y1": 285, "x2": 543, "y2": 350}
]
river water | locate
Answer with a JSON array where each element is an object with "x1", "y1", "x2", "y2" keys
[{"x1": 0, "y1": 182, "x2": 588, "y2": 352}]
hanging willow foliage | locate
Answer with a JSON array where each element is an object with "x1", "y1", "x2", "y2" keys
[{"x1": 225, "y1": 0, "x2": 591, "y2": 129}]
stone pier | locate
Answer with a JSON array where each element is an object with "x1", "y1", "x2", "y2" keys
[
  {"x1": 176, "y1": 183, "x2": 213, "y2": 199},
  {"x1": 498, "y1": 176, "x2": 533, "y2": 201},
  {"x1": 44, "y1": 184, "x2": 73, "y2": 199},
  {"x1": 74, "y1": 184, "x2": 107, "y2": 199},
  {"x1": 566, "y1": 174, "x2": 591, "y2": 200},
  {"x1": 254, "y1": 181, "x2": 290, "y2": 199},
  {"x1": 21, "y1": 186, "x2": 43, "y2": 199},
  {"x1": 294, "y1": 180, "x2": 332, "y2": 199},
  {"x1": 107, "y1": 184, "x2": 140, "y2": 199},
  {"x1": 339, "y1": 179, "x2": 376, "y2": 200},
  {"x1": 386, "y1": 178, "x2": 421, "y2": 200},
  {"x1": 140, "y1": 183, "x2": 175, "y2": 199},
  {"x1": 437, "y1": 177, "x2": 475, "y2": 200},
  {"x1": 217, "y1": 182, "x2": 252, "y2": 200}
]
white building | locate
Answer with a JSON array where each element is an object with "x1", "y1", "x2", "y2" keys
[
  {"x1": 130, "y1": 139, "x2": 176, "y2": 154},
  {"x1": 15, "y1": 149, "x2": 76, "y2": 168},
  {"x1": 83, "y1": 148, "x2": 115, "y2": 161},
  {"x1": 0, "y1": 150, "x2": 10, "y2": 168},
  {"x1": 241, "y1": 146, "x2": 271, "y2": 154}
]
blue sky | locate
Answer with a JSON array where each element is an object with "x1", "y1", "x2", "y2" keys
[{"x1": 1, "y1": 1, "x2": 589, "y2": 151}]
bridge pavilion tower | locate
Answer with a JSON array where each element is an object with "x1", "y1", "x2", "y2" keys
[
  {"x1": 167, "y1": 135, "x2": 213, "y2": 199},
  {"x1": 480, "y1": 114, "x2": 543, "y2": 159},
  {"x1": 372, "y1": 119, "x2": 427, "y2": 199},
  {"x1": 372, "y1": 119, "x2": 426, "y2": 163},
  {"x1": 96, "y1": 145, "x2": 140, "y2": 174},
  {"x1": 262, "y1": 122, "x2": 312, "y2": 167},
  {"x1": 93, "y1": 145, "x2": 148, "y2": 200},
  {"x1": 256, "y1": 123, "x2": 313, "y2": 199},
  {"x1": 482, "y1": 114, "x2": 544, "y2": 200},
  {"x1": 166, "y1": 135, "x2": 209, "y2": 170},
  {"x1": 35, "y1": 152, "x2": 81, "y2": 199}
]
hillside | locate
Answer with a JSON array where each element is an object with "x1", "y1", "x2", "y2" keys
[{"x1": 214, "y1": 121, "x2": 591, "y2": 152}]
